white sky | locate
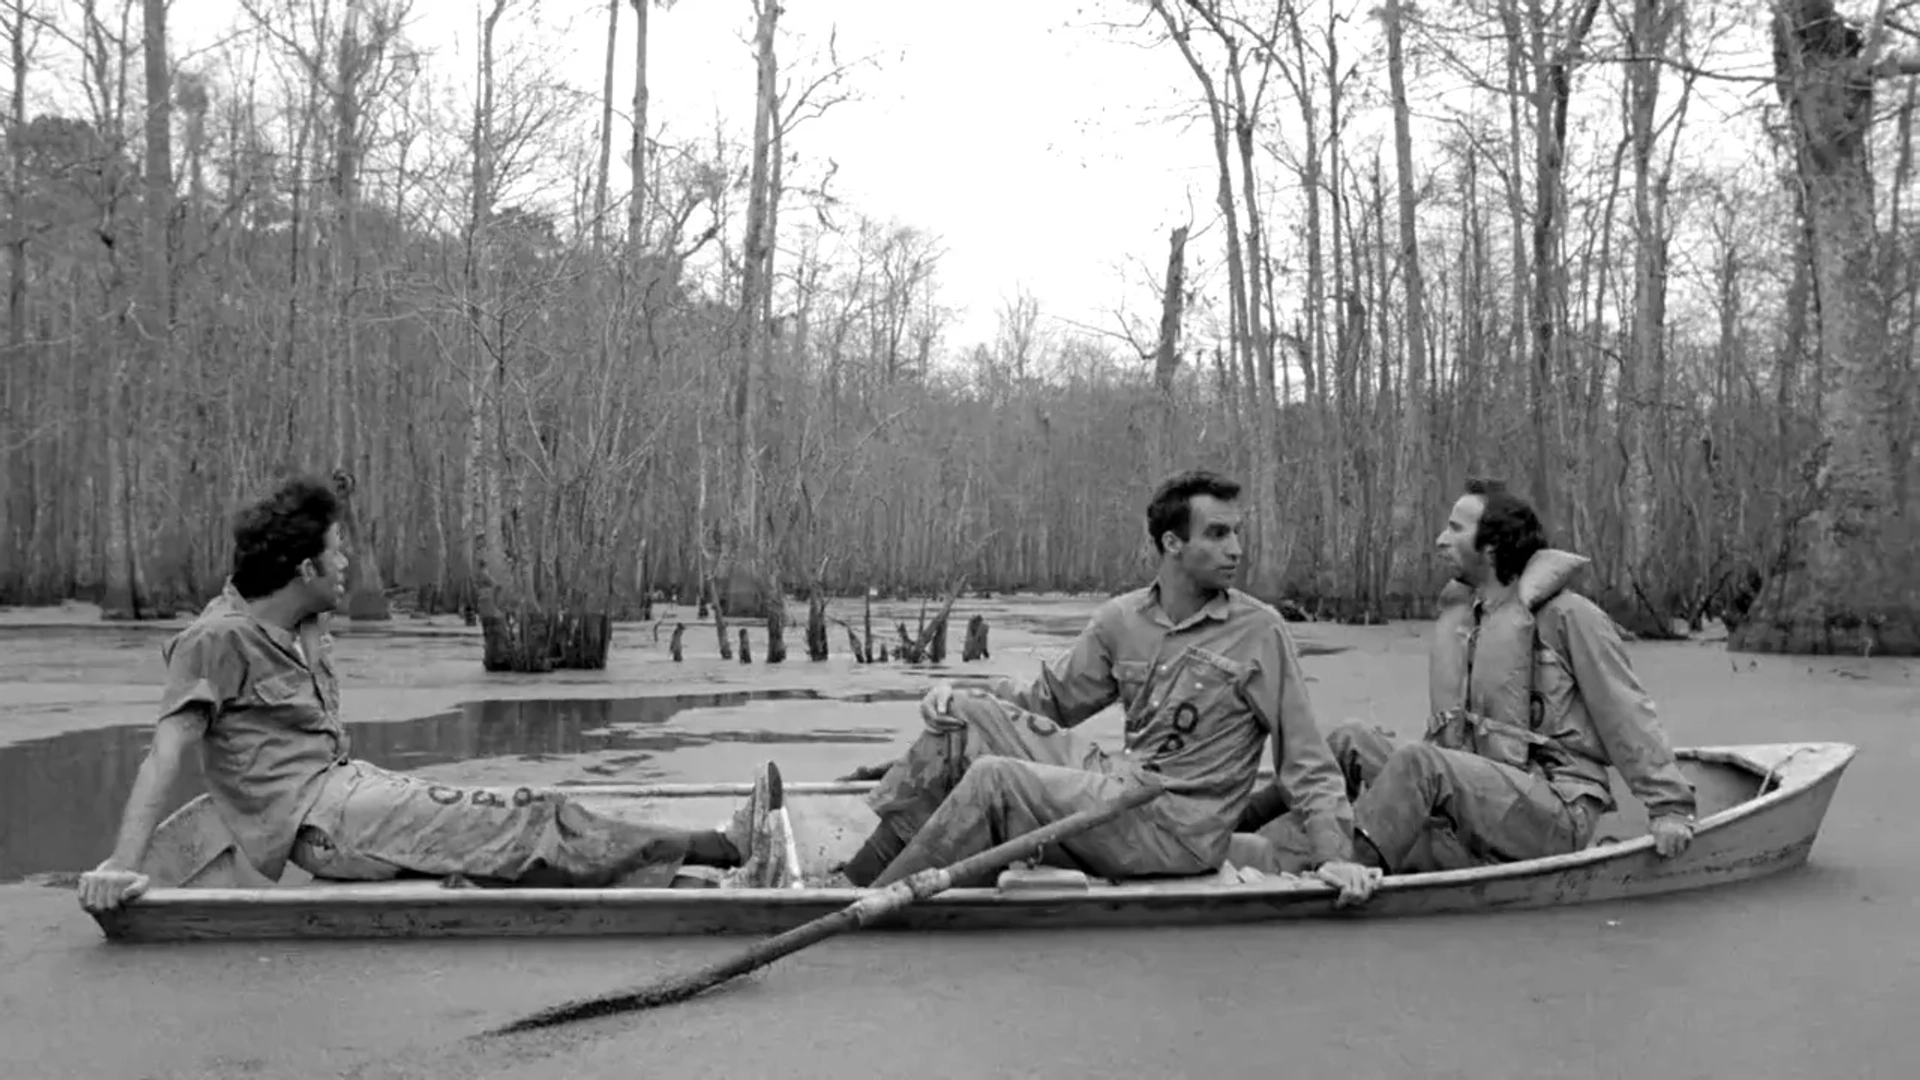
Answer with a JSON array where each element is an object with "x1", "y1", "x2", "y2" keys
[{"x1": 162, "y1": 0, "x2": 1219, "y2": 351}]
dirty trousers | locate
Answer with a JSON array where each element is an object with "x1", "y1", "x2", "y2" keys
[
  {"x1": 1327, "y1": 720, "x2": 1597, "y2": 873},
  {"x1": 288, "y1": 760, "x2": 699, "y2": 886},
  {"x1": 865, "y1": 693, "x2": 1211, "y2": 888}
]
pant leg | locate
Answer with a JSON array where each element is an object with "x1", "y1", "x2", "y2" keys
[
  {"x1": 292, "y1": 761, "x2": 701, "y2": 887},
  {"x1": 870, "y1": 756, "x2": 1209, "y2": 889},
  {"x1": 1238, "y1": 718, "x2": 1402, "y2": 833},
  {"x1": 865, "y1": 690, "x2": 1106, "y2": 842},
  {"x1": 1351, "y1": 742, "x2": 1593, "y2": 873},
  {"x1": 1325, "y1": 719, "x2": 1402, "y2": 799}
]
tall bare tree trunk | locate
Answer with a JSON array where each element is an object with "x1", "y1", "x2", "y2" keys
[
  {"x1": 1618, "y1": 0, "x2": 1673, "y2": 634},
  {"x1": 1148, "y1": 224, "x2": 1187, "y2": 481},
  {"x1": 333, "y1": 0, "x2": 390, "y2": 622},
  {"x1": 1383, "y1": 0, "x2": 1431, "y2": 591},
  {"x1": 730, "y1": 0, "x2": 780, "y2": 613},
  {"x1": 594, "y1": 0, "x2": 618, "y2": 252},
  {"x1": 1733, "y1": 0, "x2": 1919, "y2": 654},
  {"x1": 106, "y1": 0, "x2": 173, "y2": 619},
  {"x1": 2, "y1": 0, "x2": 29, "y2": 565},
  {"x1": 627, "y1": 0, "x2": 649, "y2": 249}
]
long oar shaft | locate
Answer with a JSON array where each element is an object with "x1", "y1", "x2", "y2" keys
[{"x1": 490, "y1": 781, "x2": 1167, "y2": 1034}]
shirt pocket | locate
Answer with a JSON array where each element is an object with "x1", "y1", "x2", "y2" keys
[
  {"x1": 1162, "y1": 646, "x2": 1250, "y2": 724},
  {"x1": 246, "y1": 669, "x2": 315, "y2": 709}
]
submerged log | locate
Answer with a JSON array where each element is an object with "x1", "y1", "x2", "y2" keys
[
  {"x1": 669, "y1": 622, "x2": 687, "y2": 662},
  {"x1": 806, "y1": 592, "x2": 829, "y2": 661},
  {"x1": 962, "y1": 614, "x2": 990, "y2": 661}
]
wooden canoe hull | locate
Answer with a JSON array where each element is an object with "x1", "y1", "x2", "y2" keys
[{"x1": 89, "y1": 742, "x2": 1855, "y2": 943}]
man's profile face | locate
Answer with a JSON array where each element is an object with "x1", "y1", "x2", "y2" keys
[
  {"x1": 1167, "y1": 494, "x2": 1243, "y2": 591},
  {"x1": 1436, "y1": 494, "x2": 1490, "y2": 586},
  {"x1": 305, "y1": 523, "x2": 350, "y2": 611}
]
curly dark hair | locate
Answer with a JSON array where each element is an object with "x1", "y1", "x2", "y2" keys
[
  {"x1": 1464, "y1": 477, "x2": 1548, "y2": 585},
  {"x1": 229, "y1": 474, "x2": 342, "y2": 599},
  {"x1": 1146, "y1": 470, "x2": 1242, "y2": 554}
]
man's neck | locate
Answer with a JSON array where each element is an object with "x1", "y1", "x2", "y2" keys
[
  {"x1": 1154, "y1": 569, "x2": 1220, "y2": 625},
  {"x1": 241, "y1": 590, "x2": 311, "y2": 632},
  {"x1": 1473, "y1": 575, "x2": 1517, "y2": 609}
]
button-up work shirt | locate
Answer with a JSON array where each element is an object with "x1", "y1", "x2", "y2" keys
[
  {"x1": 154, "y1": 584, "x2": 350, "y2": 878},
  {"x1": 995, "y1": 583, "x2": 1355, "y2": 866}
]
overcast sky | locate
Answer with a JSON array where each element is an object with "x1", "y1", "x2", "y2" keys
[{"x1": 159, "y1": 0, "x2": 1220, "y2": 352}]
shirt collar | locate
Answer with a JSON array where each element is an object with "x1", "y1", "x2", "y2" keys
[{"x1": 1141, "y1": 579, "x2": 1235, "y2": 631}]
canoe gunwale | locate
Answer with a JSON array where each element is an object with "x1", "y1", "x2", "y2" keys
[{"x1": 93, "y1": 741, "x2": 1856, "y2": 926}]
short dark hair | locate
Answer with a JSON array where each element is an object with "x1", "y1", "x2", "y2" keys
[
  {"x1": 1146, "y1": 470, "x2": 1242, "y2": 554},
  {"x1": 1463, "y1": 478, "x2": 1547, "y2": 585},
  {"x1": 230, "y1": 475, "x2": 342, "y2": 599}
]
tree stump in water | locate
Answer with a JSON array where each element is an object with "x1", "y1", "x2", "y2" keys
[
  {"x1": 877, "y1": 641, "x2": 889, "y2": 663},
  {"x1": 548, "y1": 611, "x2": 613, "y2": 670},
  {"x1": 862, "y1": 588, "x2": 875, "y2": 665},
  {"x1": 843, "y1": 624, "x2": 868, "y2": 663},
  {"x1": 926, "y1": 611, "x2": 952, "y2": 663},
  {"x1": 480, "y1": 606, "x2": 559, "y2": 673},
  {"x1": 714, "y1": 599, "x2": 732, "y2": 660},
  {"x1": 962, "y1": 615, "x2": 990, "y2": 661},
  {"x1": 893, "y1": 623, "x2": 924, "y2": 664},
  {"x1": 766, "y1": 611, "x2": 787, "y2": 664},
  {"x1": 806, "y1": 592, "x2": 830, "y2": 661},
  {"x1": 669, "y1": 622, "x2": 687, "y2": 662},
  {"x1": 738, "y1": 627, "x2": 752, "y2": 664}
]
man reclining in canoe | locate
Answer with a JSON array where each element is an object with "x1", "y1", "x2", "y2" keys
[
  {"x1": 78, "y1": 475, "x2": 787, "y2": 915},
  {"x1": 835, "y1": 470, "x2": 1383, "y2": 907},
  {"x1": 1238, "y1": 478, "x2": 1699, "y2": 875}
]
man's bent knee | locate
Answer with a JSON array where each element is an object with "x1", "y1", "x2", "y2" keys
[
  {"x1": 1372, "y1": 741, "x2": 1456, "y2": 799},
  {"x1": 938, "y1": 690, "x2": 1019, "y2": 731}
]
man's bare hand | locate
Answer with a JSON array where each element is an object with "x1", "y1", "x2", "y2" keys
[
  {"x1": 1649, "y1": 815, "x2": 1695, "y2": 859},
  {"x1": 77, "y1": 862, "x2": 150, "y2": 913},
  {"x1": 1313, "y1": 860, "x2": 1383, "y2": 908}
]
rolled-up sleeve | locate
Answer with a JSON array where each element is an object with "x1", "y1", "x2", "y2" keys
[
  {"x1": 1559, "y1": 606, "x2": 1697, "y2": 821},
  {"x1": 1239, "y1": 621, "x2": 1354, "y2": 865},
  {"x1": 994, "y1": 606, "x2": 1120, "y2": 728}
]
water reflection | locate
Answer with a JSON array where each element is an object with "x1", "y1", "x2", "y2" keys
[{"x1": 0, "y1": 689, "x2": 914, "y2": 883}]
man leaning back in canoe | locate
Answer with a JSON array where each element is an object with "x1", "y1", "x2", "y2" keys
[
  {"x1": 834, "y1": 470, "x2": 1383, "y2": 907},
  {"x1": 1239, "y1": 478, "x2": 1699, "y2": 874},
  {"x1": 78, "y1": 475, "x2": 789, "y2": 915}
]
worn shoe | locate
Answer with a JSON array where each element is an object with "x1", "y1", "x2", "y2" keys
[{"x1": 719, "y1": 761, "x2": 799, "y2": 889}]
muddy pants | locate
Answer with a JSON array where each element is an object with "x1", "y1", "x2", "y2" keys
[
  {"x1": 866, "y1": 692, "x2": 1213, "y2": 888},
  {"x1": 289, "y1": 761, "x2": 701, "y2": 887},
  {"x1": 1328, "y1": 721, "x2": 1599, "y2": 873}
]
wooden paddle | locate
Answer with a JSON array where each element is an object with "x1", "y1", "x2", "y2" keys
[{"x1": 487, "y1": 780, "x2": 1169, "y2": 1035}]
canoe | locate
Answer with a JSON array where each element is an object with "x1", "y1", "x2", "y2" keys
[{"x1": 88, "y1": 741, "x2": 1855, "y2": 943}]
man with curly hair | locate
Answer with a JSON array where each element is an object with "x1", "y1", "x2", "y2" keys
[
  {"x1": 78, "y1": 475, "x2": 786, "y2": 913},
  {"x1": 1240, "y1": 479, "x2": 1698, "y2": 877}
]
